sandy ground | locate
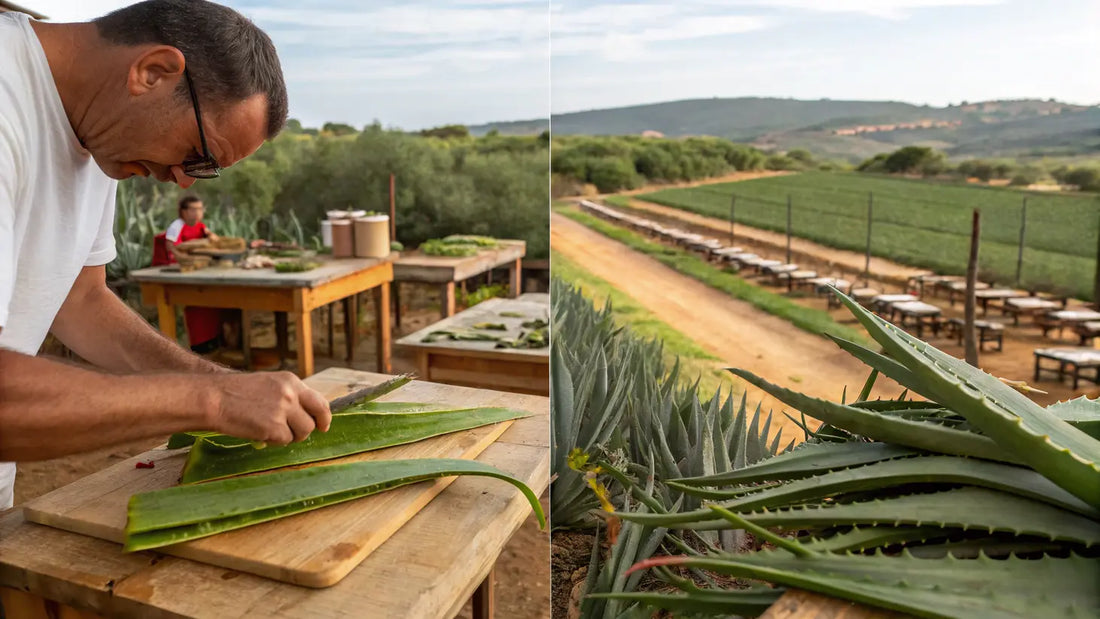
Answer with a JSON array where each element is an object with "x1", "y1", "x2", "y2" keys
[
  {"x1": 11, "y1": 281, "x2": 550, "y2": 619},
  {"x1": 551, "y1": 212, "x2": 909, "y2": 439}
]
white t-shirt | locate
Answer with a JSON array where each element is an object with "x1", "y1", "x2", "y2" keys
[{"x1": 0, "y1": 12, "x2": 118, "y2": 509}]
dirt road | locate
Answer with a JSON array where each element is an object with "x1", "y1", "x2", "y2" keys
[{"x1": 551, "y1": 212, "x2": 905, "y2": 438}]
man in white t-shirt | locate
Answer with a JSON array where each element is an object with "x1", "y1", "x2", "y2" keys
[{"x1": 0, "y1": 0, "x2": 331, "y2": 509}]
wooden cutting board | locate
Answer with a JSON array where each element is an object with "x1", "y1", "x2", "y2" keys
[{"x1": 21, "y1": 369, "x2": 540, "y2": 588}]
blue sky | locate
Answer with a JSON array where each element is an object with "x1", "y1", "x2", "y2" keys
[{"x1": 26, "y1": 0, "x2": 1100, "y2": 129}]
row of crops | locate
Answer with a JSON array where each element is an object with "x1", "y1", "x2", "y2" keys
[
  {"x1": 638, "y1": 172, "x2": 1100, "y2": 300},
  {"x1": 550, "y1": 275, "x2": 1100, "y2": 618}
]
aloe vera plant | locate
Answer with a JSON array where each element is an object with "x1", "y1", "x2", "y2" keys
[
  {"x1": 559, "y1": 286, "x2": 1100, "y2": 618},
  {"x1": 125, "y1": 458, "x2": 545, "y2": 551}
]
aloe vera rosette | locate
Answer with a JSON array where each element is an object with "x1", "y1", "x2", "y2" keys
[{"x1": 125, "y1": 458, "x2": 546, "y2": 551}]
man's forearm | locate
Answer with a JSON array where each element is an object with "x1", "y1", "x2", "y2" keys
[
  {"x1": 0, "y1": 349, "x2": 219, "y2": 461},
  {"x1": 52, "y1": 283, "x2": 233, "y2": 375}
]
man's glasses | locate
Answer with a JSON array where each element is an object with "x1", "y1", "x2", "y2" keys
[{"x1": 181, "y1": 69, "x2": 221, "y2": 179}]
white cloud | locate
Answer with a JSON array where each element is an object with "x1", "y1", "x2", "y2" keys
[
  {"x1": 553, "y1": 11, "x2": 771, "y2": 59},
  {"x1": 723, "y1": 0, "x2": 1004, "y2": 20}
]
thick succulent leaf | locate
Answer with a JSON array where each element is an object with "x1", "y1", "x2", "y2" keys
[
  {"x1": 799, "y1": 525, "x2": 952, "y2": 553},
  {"x1": 832, "y1": 289, "x2": 1100, "y2": 511},
  {"x1": 906, "y1": 538, "x2": 1076, "y2": 559},
  {"x1": 629, "y1": 549, "x2": 1100, "y2": 619},
  {"x1": 180, "y1": 407, "x2": 530, "y2": 483},
  {"x1": 741, "y1": 487, "x2": 1100, "y2": 546},
  {"x1": 619, "y1": 456, "x2": 1100, "y2": 528},
  {"x1": 125, "y1": 458, "x2": 545, "y2": 551},
  {"x1": 673, "y1": 441, "x2": 921, "y2": 487},
  {"x1": 1047, "y1": 397, "x2": 1100, "y2": 440},
  {"x1": 326, "y1": 374, "x2": 413, "y2": 412},
  {"x1": 729, "y1": 368, "x2": 1019, "y2": 464}
]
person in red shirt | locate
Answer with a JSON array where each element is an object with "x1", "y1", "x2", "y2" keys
[{"x1": 165, "y1": 195, "x2": 224, "y2": 354}]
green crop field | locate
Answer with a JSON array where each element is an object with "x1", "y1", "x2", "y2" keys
[{"x1": 638, "y1": 172, "x2": 1100, "y2": 300}]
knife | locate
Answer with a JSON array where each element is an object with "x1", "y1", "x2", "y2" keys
[{"x1": 328, "y1": 373, "x2": 416, "y2": 413}]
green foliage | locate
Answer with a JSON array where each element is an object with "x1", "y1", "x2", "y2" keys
[
  {"x1": 550, "y1": 135, "x2": 767, "y2": 193},
  {"x1": 419, "y1": 124, "x2": 470, "y2": 139},
  {"x1": 638, "y1": 171, "x2": 1100, "y2": 300},
  {"x1": 120, "y1": 128, "x2": 548, "y2": 261},
  {"x1": 601, "y1": 290, "x2": 1100, "y2": 618}
]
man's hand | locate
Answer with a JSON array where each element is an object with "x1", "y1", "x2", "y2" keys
[{"x1": 210, "y1": 371, "x2": 332, "y2": 445}]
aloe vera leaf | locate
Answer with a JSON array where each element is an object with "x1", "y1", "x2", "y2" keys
[
  {"x1": 1047, "y1": 397, "x2": 1100, "y2": 439},
  {"x1": 584, "y1": 589, "x2": 783, "y2": 617},
  {"x1": 729, "y1": 368, "x2": 1020, "y2": 465},
  {"x1": 799, "y1": 525, "x2": 951, "y2": 553},
  {"x1": 166, "y1": 431, "x2": 219, "y2": 449},
  {"x1": 672, "y1": 441, "x2": 920, "y2": 487},
  {"x1": 626, "y1": 549, "x2": 1100, "y2": 619},
  {"x1": 125, "y1": 458, "x2": 544, "y2": 551},
  {"x1": 833, "y1": 289, "x2": 1100, "y2": 510},
  {"x1": 166, "y1": 381, "x2": 423, "y2": 449},
  {"x1": 740, "y1": 487, "x2": 1100, "y2": 545},
  {"x1": 851, "y1": 399, "x2": 947, "y2": 412},
  {"x1": 327, "y1": 374, "x2": 413, "y2": 413},
  {"x1": 180, "y1": 407, "x2": 530, "y2": 484},
  {"x1": 620, "y1": 456, "x2": 1100, "y2": 528},
  {"x1": 906, "y1": 538, "x2": 1075, "y2": 560}
]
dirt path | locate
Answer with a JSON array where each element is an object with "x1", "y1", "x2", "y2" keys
[
  {"x1": 552, "y1": 212, "x2": 904, "y2": 438},
  {"x1": 618, "y1": 197, "x2": 928, "y2": 286}
]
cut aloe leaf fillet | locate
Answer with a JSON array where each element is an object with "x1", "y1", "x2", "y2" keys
[
  {"x1": 125, "y1": 458, "x2": 545, "y2": 551},
  {"x1": 180, "y1": 406, "x2": 531, "y2": 484}
]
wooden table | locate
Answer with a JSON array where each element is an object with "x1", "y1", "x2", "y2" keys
[
  {"x1": 1034, "y1": 347, "x2": 1100, "y2": 389},
  {"x1": 1039, "y1": 309, "x2": 1100, "y2": 339},
  {"x1": 396, "y1": 294, "x2": 549, "y2": 396},
  {"x1": 945, "y1": 317, "x2": 1005, "y2": 352},
  {"x1": 393, "y1": 240, "x2": 526, "y2": 323},
  {"x1": 131, "y1": 256, "x2": 396, "y2": 378},
  {"x1": 0, "y1": 367, "x2": 549, "y2": 619},
  {"x1": 1002, "y1": 297, "x2": 1062, "y2": 326},
  {"x1": 871, "y1": 294, "x2": 918, "y2": 315},
  {"x1": 944, "y1": 280, "x2": 991, "y2": 306},
  {"x1": 889, "y1": 301, "x2": 943, "y2": 338},
  {"x1": 973, "y1": 289, "x2": 1028, "y2": 314}
]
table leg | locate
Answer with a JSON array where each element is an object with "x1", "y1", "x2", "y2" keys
[
  {"x1": 441, "y1": 282, "x2": 456, "y2": 317},
  {"x1": 1034, "y1": 355, "x2": 1041, "y2": 383},
  {"x1": 327, "y1": 304, "x2": 335, "y2": 359},
  {"x1": 275, "y1": 312, "x2": 289, "y2": 369},
  {"x1": 294, "y1": 310, "x2": 313, "y2": 378},
  {"x1": 375, "y1": 282, "x2": 392, "y2": 374},
  {"x1": 393, "y1": 282, "x2": 402, "y2": 329},
  {"x1": 155, "y1": 291, "x2": 176, "y2": 342},
  {"x1": 472, "y1": 568, "x2": 495, "y2": 619},
  {"x1": 343, "y1": 296, "x2": 358, "y2": 364},
  {"x1": 509, "y1": 257, "x2": 522, "y2": 298}
]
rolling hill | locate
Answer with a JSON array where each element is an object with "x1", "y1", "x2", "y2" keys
[{"x1": 470, "y1": 97, "x2": 1100, "y2": 161}]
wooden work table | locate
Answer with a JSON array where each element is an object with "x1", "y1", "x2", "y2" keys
[
  {"x1": 396, "y1": 294, "x2": 549, "y2": 396},
  {"x1": 0, "y1": 367, "x2": 549, "y2": 619},
  {"x1": 131, "y1": 255, "x2": 396, "y2": 377},
  {"x1": 393, "y1": 240, "x2": 526, "y2": 321}
]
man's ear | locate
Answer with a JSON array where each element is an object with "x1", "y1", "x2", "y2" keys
[{"x1": 127, "y1": 46, "x2": 186, "y2": 98}]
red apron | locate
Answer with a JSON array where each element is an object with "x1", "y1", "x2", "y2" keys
[{"x1": 174, "y1": 222, "x2": 222, "y2": 347}]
